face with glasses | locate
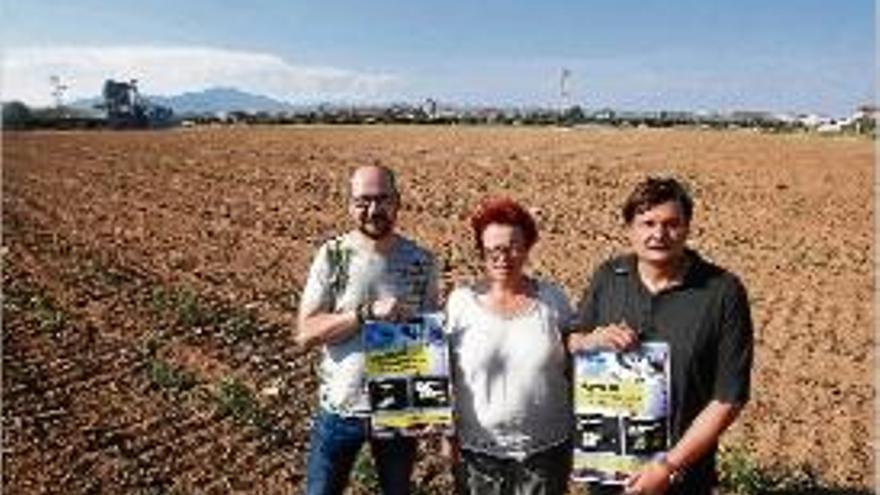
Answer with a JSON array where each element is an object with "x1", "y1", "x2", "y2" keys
[
  {"x1": 349, "y1": 167, "x2": 400, "y2": 240},
  {"x1": 480, "y1": 223, "x2": 530, "y2": 282}
]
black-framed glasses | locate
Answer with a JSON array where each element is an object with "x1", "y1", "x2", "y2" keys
[{"x1": 351, "y1": 194, "x2": 395, "y2": 209}]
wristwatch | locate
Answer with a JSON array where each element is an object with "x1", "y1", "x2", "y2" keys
[{"x1": 356, "y1": 301, "x2": 374, "y2": 324}]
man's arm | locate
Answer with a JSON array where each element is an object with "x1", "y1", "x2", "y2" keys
[
  {"x1": 294, "y1": 242, "x2": 359, "y2": 351},
  {"x1": 297, "y1": 297, "x2": 405, "y2": 350},
  {"x1": 296, "y1": 304, "x2": 362, "y2": 350},
  {"x1": 294, "y1": 241, "x2": 366, "y2": 350},
  {"x1": 665, "y1": 399, "x2": 742, "y2": 474},
  {"x1": 627, "y1": 276, "x2": 754, "y2": 494},
  {"x1": 296, "y1": 248, "x2": 442, "y2": 350},
  {"x1": 625, "y1": 400, "x2": 742, "y2": 494}
]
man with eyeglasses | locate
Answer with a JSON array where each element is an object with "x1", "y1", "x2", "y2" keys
[{"x1": 297, "y1": 165, "x2": 439, "y2": 495}]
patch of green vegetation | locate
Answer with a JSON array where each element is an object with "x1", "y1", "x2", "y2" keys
[
  {"x1": 173, "y1": 288, "x2": 218, "y2": 327},
  {"x1": 146, "y1": 285, "x2": 217, "y2": 327},
  {"x1": 719, "y1": 445, "x2": 819, "y2": 495},
  {"x1": 351, "y1": 450, "x2": 380, "y2": 493},
  {"x1": 213, "y1": 377, "x2": 268, "y2": 430},
  {"x1": 148, "y1": 286, "x2": 172, "y2": 313},
  {"x1": 31, "y1": 294, "x2": 66, "y2": 334},
  {"x1": 143, "y1": 333, "x2": 162, "y2": 358},
  {"x1": 219, "y1": 310, "x2": 259, "y2": 343},
  {"x1": 148, "y1": 285, "x2": 261, "y2": 343},
  {"x1": 84, "y1": 257, "x2": 133, "y2": 287},
  {"x1": 142, "y1": 333, "x2": 196, "y2": 393},
  {"x1": 147, "y1": 358, "x2": 197, "y2": 391}
]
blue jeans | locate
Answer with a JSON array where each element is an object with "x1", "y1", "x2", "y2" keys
[{"x1": 305, "y1": 410, "x2": 417, "y2": 495}]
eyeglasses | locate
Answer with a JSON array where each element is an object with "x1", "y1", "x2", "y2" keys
[
  {"x1": 351, "y1": 194, "x2": 395, "y2": 209},
  {"x1": 483, "y1": 244, "x2": 527, "y2": 260}
]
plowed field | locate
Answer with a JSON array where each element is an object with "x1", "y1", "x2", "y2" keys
[{"x1": 3, "y1": 126, "x2": 873, "y2": 493}]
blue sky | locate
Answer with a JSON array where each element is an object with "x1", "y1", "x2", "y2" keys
[{"x1": 2, "y1": 1, "x2": 875, "y2": 115}]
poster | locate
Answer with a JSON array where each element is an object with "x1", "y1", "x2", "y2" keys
[
  {"x1": 571, "y1": 342, "x2": 671, "y2": 485},
  {"x1": 363, "y1": 312, "x2": 453, "y2": 437}
]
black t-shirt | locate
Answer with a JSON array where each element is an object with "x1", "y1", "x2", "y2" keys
[{"x1": 576, "y1": 250, "x2": 753, "y2": 492}]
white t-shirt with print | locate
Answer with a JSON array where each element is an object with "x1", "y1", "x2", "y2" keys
[{"x1": 300, "y1": 233, "x2": 438, "y2": 415}]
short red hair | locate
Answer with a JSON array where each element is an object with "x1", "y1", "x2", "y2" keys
[{"x1": 469, "y1": 197, "x2": 539, "y2": 254}]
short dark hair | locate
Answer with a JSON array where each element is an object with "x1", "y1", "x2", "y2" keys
[
  {"x1": 470, "y1": 197, "x2": 538, "y2": 254},
  {"x1": 622, "y1": 177, "x2": 693, "y2": 224}
]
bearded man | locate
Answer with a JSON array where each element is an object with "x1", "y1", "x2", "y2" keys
[{"x1": 297, "y1": 165, "x2": 439, "y2": 495}]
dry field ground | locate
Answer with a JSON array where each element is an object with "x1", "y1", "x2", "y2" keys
[{"x1": 2, "y1": 126, "x2": 873, "y2": 494}]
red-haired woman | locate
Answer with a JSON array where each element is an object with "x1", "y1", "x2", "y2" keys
[{"x1": 445, "y1": 197, "x2": 574, "y2": 495}]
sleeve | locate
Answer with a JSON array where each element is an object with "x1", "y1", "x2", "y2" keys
[
  {"x1": 542, "y1": 281, "x2": 576, "y2": 335},
  {"x1": 444, "y1": 288, "x2": 465, "y2": 404},
  {"x1": 298, "y1": 242, "x2": 335, "y2": 316},
  {"x1": 712, "y1": 275, "x2": 754, "y2": 405},
  {"x1": 443, "y1": 287, "x2": 465, "y2": 336},
  {"x1": 574, "y1": 263, "x2": 609, "y2": 333}
]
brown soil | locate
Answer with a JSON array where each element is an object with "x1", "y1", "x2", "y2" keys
[{"x1": 3, "y1": 126, "x2": 873, "y2": 493}]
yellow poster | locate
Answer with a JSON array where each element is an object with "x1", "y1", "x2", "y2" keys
[
  {"x1": 363, "y1": 313, "x2": 453, "y2": 437},
  {"x1": 571, "y1": 342, "x2": 671, "y2": 486},
  {"x1": 366, "y1": 346, "x2": 429, "y2": 375}
]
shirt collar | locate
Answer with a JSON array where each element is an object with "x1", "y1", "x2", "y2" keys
[{"x1": 618, "y1": 248, "x2": 705, "y2": 292}]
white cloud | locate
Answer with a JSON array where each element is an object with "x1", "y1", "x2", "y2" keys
[{"x1": 1, "y1": 45, "x2": 401, "y2": 106}]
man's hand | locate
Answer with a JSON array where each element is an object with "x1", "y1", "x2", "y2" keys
[
  {"x1": 440, "y1": 435, "x2": 460, "y2": 464},
  {"x1": 567, "y1": 321, "x2": 639, "y2": 353},
  {"x1": 624, "y1": 461, "x2": 673, "y2": 495},
  {"x1": 370, "y1": 296, "x2": 414, "y2": 322}
]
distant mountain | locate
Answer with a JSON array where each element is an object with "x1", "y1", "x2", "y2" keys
[
  {"x1": 71, "y1": 87, "x2": 297, "y2": 115},
  {"x1": 154, "y1": 87, "x2": 296, "y2": 114}
]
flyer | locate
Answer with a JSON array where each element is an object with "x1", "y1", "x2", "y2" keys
[
  {"x1": 363, "y1": 312, "x2": 453, "y2": 437},
  {"x1": 571, "y1": 342, "x2": 671, "y2": 485}
]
